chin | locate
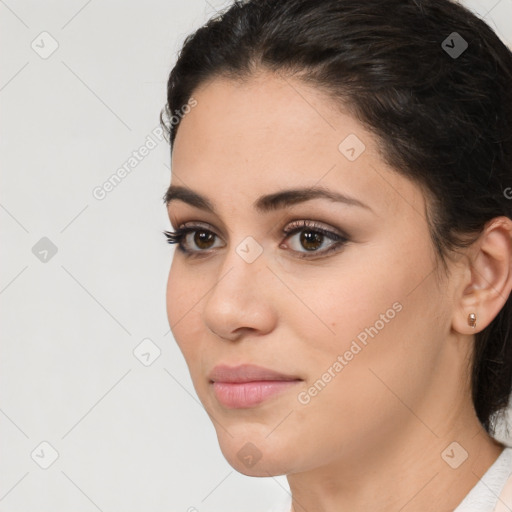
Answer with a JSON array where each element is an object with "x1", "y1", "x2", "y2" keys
[{"x1": 215, "y1": 428, "x2": 292, "y2": 477}]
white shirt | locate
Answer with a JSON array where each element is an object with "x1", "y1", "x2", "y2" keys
[{"x1": 267, "y1": 446, "x2": 512, "y2": 512}]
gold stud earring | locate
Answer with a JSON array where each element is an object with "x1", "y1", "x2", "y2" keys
[{"x1": 468, "y1": 313, "x2": 477, "y2": 328}]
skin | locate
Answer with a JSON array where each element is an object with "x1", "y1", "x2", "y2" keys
[{"x1": 165, "y1": 69, "x2": 512, "y2": 512}]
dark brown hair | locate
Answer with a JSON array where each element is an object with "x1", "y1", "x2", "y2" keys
[{"x1": 161, "y1": 0, "x2": 512, "y2": 435}]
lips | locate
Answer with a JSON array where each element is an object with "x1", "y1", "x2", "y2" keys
[
  {"x1": 208, "y1": 364, "x2": 301, "y2": 383},
  {"x1": 209, "y1": 364, "x2": 303, "y2": 408}
]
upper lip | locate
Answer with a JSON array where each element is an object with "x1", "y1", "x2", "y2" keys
[{"x1": 208, "y1": 364, "x2": 302, "y2": 383}]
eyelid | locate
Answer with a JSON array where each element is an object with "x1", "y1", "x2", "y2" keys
[
  {"x1": 177, "y1": 220, "x2": 214, "y2": 230},
  {"x1": 175, "y1": 219, "x2": 347, "y2": 239},
  {"x1": 282, "y1": 219, "x2": 348, "y2": 239}
]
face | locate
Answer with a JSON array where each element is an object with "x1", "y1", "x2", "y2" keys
[{"x1": 165, "y1": 70, "x2": 462, "y2": 477}]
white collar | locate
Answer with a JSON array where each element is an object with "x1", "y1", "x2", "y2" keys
[{"x1": 454, "y1": 446, "x2": 512, "y2": 512}]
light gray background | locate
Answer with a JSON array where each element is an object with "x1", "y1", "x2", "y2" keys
[{"x1": 1, "y1": 1, "x2": 511, "y2": 511}]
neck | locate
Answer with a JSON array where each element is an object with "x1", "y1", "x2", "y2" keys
[{"x1": 287, "y1": 407, "x2": 505, "y2": 512}]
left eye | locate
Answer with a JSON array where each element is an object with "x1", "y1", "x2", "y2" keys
[
  {"x1": 280, "y1": 221, "x2": 348, "y2": 258},
  {"x1": 163, "y1": 220, "x2": 348, "y2": 259}
]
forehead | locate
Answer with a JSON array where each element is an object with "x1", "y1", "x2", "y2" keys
[
  {"x1": 172, "y1": 71, "x2": 357, "y2": 170},
  {"x1": 170, "y1": 73, "x2": 425, "y2": 220}
]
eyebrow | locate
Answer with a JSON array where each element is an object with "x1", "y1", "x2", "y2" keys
[{"x1": 163, "y1": 184, "x2": 373, "y2": 214}]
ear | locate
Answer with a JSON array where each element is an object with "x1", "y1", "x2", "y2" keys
[{"x1": 453, "y1": 216, "x2": 512, "y2": 334}]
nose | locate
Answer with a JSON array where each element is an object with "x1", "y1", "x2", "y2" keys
[{"x1": 202, "y1": 244, "x2": 276, "y2": 342}]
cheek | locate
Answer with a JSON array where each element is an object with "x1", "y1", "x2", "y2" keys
[
  {"x1": 314, "y1": 230, "x2": 438, "y2": 349},
  {"x1": 165, "y1": 258, "x2": 183, "y2": 328},
  {"x1": 166, "y1": 258, "x2": 204, "y2": 366},
  {"x1": 285, "y1": 244, "x2": 412, "y2": 363},
  {"x1": 288, "y1": 240, "x2": 445, "y2": 448}
]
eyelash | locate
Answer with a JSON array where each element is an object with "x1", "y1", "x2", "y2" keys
[{"x1": 163, "y1": 220, "x2": 348, "y2": 259}]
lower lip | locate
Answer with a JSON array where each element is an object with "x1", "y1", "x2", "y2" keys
[{"x1": 211, "y1": 380, "x2": 301, "y2": 408}]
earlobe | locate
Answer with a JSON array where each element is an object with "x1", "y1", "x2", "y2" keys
[{"x1": 452, "y1": 216, "x2": 512, "y2": 335}]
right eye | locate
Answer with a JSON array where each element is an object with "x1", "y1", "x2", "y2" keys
[{"x1": 163, "y1": 225, "x2": 224, "y2": 254}]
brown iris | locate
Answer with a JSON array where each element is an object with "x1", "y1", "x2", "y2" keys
[
  {"x1": 300, "y1": 230, "x2": 323, "y2": 251},
  {"x1": 194, "y1": 230, "x2": 215, "y2": 250}
]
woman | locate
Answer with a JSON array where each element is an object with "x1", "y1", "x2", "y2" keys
[{"x1": 160, "y1": 0, "x2": 512, "y2": 510}]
